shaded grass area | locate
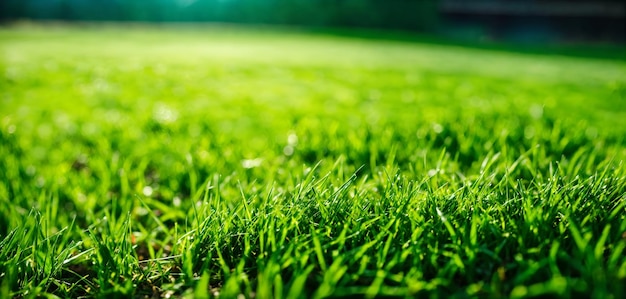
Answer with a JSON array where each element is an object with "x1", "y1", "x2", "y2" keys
[
  {"x1": 1, "y1": 23, "x2": 626, "y2": 298},
  {"x1": 306, "y1": 26, "x2": 626, "y2": 62}
]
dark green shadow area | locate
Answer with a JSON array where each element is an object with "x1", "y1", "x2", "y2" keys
[{"x1": 304, "y1": 26, "x2": 626, "y2": 62}]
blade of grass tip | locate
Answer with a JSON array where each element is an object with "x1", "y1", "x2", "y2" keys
[
  {"x1": 330, "y1": 165, "x2": 363, "y2": 203},
  {"x1": 300, "y1": 160, "x2": 323, "y2": 193},
  {"x1": 214, "y1": 240, "x2": 233, "y2": 277},
  {"x1": 379, "y1": 163, "x2": 395, "y2": 192},
  {"x1": 273, "y1": 272, "x2": 284, "y2": 299},
  {"x1": 187, "y1": 153, "x2": 198, "y2": 196},
  {"x1": 62, "y1": 247, "x2": 94, "y2": 266},
  {"x1": 548, "y1": 241, "x2": 562, "y2": 276},
  {"x1": 237, "y1": 180, "x2": 252, "y2": 222},
  {"x1": 365, "y1": 270, "x2": 386, "y2": 299},
  {"x1": 31, "y1": 210, "x2": 42, "y2": 279},
  {"x1": 60, "y1": 266, "x2": 94, "y2": 294},
  {"x1": 311, "y1": 227, "x2": 327, "y2": 272},
  {"x1": 331, "y1": 155, "x2": 346, "y2": 179},
  {"x1": 609, "y1": 242, "x2": 626, "y2": 276},
  {"x1": 122, "y1": 212, "x2": 136, "y2": 264},
  {"x1": 191, "y1": 176, "x2": 214, "y2": 230},
  {"x1": 369, "y1": 140, "x2": 378, "y2": 171},
  {"x1": 466, "y1": 211, "x2": 478, "y2": 261},
  {"x1": 312, "y1": 169, "x2": 332, "y2": 191},
  {"x1": 594, "y1": 225, "x2": 611, "y2": 260},
  {"x1": 209, "y1": 173, "x2": 221, "y2": 216},
  {"x1": 568, "y1": 221, "x2": 592, "y2": 255},
  {"x1": 286, "y1": 265, "x2": 315, "y2": 299},
  {"x1": 436, "y1": 147, "x2": 447, "y2": 170},
  {"x1": 190, "y1": 175, "x2": 213, "y2": 204},
  {"x1": 193, "y1": 271, "x2": 211, "y2": 299},
  {"x1": 194, "y1": 271, "x2": 211, "y2": 299},
  {"x1": 506, "y1": 145, "x2": 536, "y2": 177},
  {"x1": 45, "y1": 226, "x2": 71, "y2": 281},
  {"x1": 329, "y1": 222, "x2": 350, "y2": 249},
  {"x1": 354, "y1": 164, "x2": 365, "y2": 177},
  {"x1": 182, "y1": 247, "x2": 195, "y2": 283},
  {"x1": 609, "y1": 194, "x2": 626, "y2": 220},
  {"x1": 135, "y1": 194, "x2": 172, "y2": 240},
  {"x1": 37, "y1": 208, "x2": 51, "y2": 282},
  {"x1": 590, "y1": 158, "x2": 615, "y2": 194},
  {"x1": 378, "y1": 228, "x2": 397, "y2": 269},
  {"x1": 436, "y1": 207, "x2": 457, "y2": 242},
  {"x1": 0, "y1": 227, "x2": 17, "y2": 256},
  {"x1": 323, "y1": 256, "x2": 348, "y2": 290},
  {"x1": 351, "y1": 238, "x2": 380, "y2": 263},
  {"x1": 480, "y1": 152, "x2": 501, "y2": 175},
  {"x1": 385, "y1": 144, "x2": 398, "y2": 169}
]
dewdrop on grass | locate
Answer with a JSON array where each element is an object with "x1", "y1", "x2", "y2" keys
[
  {"x1": 242, "y1": 158, "x2": 262, "y2": 169},
  {"x1": 142, "y1": 186, "x2": 153, "y2": 197}
]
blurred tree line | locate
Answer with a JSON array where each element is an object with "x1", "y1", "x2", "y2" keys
[{"x1": 0, "y1": 0, "x2": 439, "y2": 31}]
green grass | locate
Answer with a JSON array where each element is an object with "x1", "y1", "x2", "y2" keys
[{"x1": 1, "y1": 23, "x2": 626, "y2": 298}]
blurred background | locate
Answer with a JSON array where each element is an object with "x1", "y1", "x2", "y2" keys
[{"x1": 1, "y1": 0, "x2": 624, "y2": 45}]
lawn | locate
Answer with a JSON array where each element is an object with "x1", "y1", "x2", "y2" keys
[{"x1": 1, "y1": 23, "x2": 625, "y2": 298}]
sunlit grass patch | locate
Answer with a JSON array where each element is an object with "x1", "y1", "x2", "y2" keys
[{"x1": 1, "y1": 24, "x2": 625, "y2": 298}]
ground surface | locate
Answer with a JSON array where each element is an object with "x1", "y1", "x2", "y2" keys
[{"x1": 1, "y1": 23, "x2": 626, "y2": 298}]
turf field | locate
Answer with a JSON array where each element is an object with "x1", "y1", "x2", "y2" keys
[{"x1": 1, "y1": 23, "x2": 625, "y2": 298}]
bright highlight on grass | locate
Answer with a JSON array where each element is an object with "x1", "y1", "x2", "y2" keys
[{"x1": 1, "y1": 24, "x2": 625, "y2": 298}]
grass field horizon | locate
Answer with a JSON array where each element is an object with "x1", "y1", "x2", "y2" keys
[{"x1": 1, "y1": 23, "x2": 626, "y2": 298}]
